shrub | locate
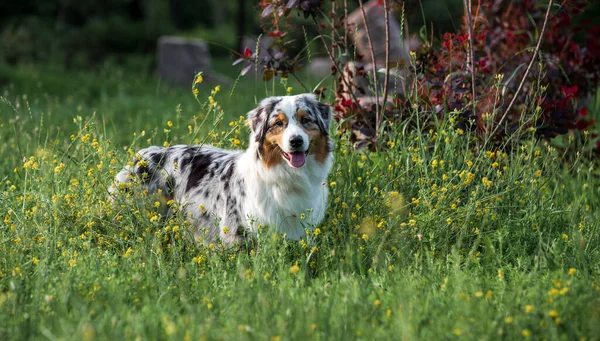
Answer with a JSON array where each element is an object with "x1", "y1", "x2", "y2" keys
[
  {"x1": 0, "y1": 0, "x2": 173, "y2": 66},
  {"x1": 237, "y1": 0, "x2": 600, "y2": 154}
]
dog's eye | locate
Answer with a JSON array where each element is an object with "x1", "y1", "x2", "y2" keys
[
  {"x1": 273, "y1": 121, "x2": 284, "y2": 128},
  {"x1": 300, "y1": 117, "x2": 312, "y2": 125}
]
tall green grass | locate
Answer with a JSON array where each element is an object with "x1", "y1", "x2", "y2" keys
[{"x1": 1, "y1": 62, "x2": 599, "y2": 340}]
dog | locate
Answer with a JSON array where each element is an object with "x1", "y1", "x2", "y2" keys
[{"x1": 109, "y1": 93, "x2": 333, "y2": 245}]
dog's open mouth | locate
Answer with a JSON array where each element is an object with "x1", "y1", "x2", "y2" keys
[{"x1": 282, "y1": 151, "x2": 308, "y2": 168}]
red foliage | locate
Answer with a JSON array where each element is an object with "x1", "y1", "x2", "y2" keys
[
  {"x1": 409, "y1": 0, "x2": 600, "y2": 143},
  {"x1": 241, "y1": 0, "x2": 600, "y2": 152}
]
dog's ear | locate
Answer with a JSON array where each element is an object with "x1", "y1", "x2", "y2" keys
[
  {"x1": 315, "y1": 101, "x2": 332, "y2": 135},
  {"x1": 247, "y1": 97, "x2": 280, "y2": 144},
  {"x1": 305, "y1": 94, "x2": 331, "y2": 136}
]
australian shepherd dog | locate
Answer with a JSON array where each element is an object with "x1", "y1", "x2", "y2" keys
[{"x1": 110, "y1": 94, "x2": 333, "y2": 245}]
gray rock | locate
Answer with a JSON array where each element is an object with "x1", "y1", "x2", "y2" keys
[
  {"x1": 157, "y1": 36, "x2": 212, "y2": 87},
  {"x1": 339, "y1": 60, "x2": 407, "y2": 101},
  {"x1": 347, "y1": 1, "x2": 407, "y2": 69}
]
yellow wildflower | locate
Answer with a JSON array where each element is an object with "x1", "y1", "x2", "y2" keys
[
  {"x1": 289, "y1": 263, "x2": 300, "y2": 275},
  {"x1": 54, "y1": 163, "x2": 66, "y2": 173}
]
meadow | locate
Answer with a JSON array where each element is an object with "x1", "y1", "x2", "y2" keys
[{"x1": 1, "y1": 60, "x2": 599, "y2": 340}]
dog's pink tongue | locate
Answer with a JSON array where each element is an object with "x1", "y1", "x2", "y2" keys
[{"x1": 289, "y1": 152, "x2": 306, "y2": 168}]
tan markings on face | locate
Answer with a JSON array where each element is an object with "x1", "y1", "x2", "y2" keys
[
  {"x1": 297, "y1": 109, "x2": 308, "y2": 122},
  {"x1": 298, "y1": 109, "x2": 329, "y2": 164},
  {"x1": 297, "y1": 109, "x2": 318, "y2": 132},
  {"x1": 309, "y1": 134, "x2": 329, "y2": 164},
  {"x1": 260, "y1": 112, "x2": 287, "y2": 169}
]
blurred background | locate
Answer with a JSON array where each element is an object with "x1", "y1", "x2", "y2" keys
[
  {"x1": 0, "y1": 0, "x2": 598, "y2": 149},
  {"x1": 0, "y1": 0, "x2": 473, "y2": 76},
  {"x1": 1, "y1": 0, "x2": 597, "y2": 79}
]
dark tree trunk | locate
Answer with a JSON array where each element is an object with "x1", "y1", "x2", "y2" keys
[{"x1": 236, "y1": 0, "x2": 245, "y2": 51}]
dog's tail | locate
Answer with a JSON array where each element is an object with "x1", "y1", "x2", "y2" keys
[{"x1": 108, "y1": 146, "x2": 174, "y2": 201}]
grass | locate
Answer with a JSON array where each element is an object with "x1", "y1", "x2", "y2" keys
[{"x1": 1, "y1": 61, "x2": 599, "y2": 340}]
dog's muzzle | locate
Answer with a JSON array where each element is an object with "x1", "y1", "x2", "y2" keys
[{"x1": 283, "y1": 135, "x2": 308, "y2": 168}]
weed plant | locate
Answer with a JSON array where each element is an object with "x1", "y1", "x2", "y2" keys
[{"x1": 0, "y1": 63, "x2": 599, "y2": 340}]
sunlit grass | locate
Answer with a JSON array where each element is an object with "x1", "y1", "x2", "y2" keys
[{"x1": 1, "y1": 63, "x2": 599, "y2": 340}]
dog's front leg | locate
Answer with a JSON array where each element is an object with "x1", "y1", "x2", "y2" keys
[{"x1": 218, "y1": 221, "x2": 243, "y2": 247}]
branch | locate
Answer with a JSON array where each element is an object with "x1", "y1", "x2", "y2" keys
[
  {"x1": 464, "y1": 0, "x2": 477, "y2": 119},
  {"x1": 344, "y1": 0, "x2": 348, "y2": 55},
  {"x1": 490, "y1": 0, "x2": 553, "y2": 139},
  {"x1": 381, "y1": 0, "x2": 391, "y2": 120},
  {"x1": 290, "y1": 72, "x2": 310, "y2": 93},
  {"x1": 357, "y1": 0, "x2": 381, "y2": 133},
  {"x1": 311, "y1": 15, "x2": 375, "y2": 133},
  {"x1": 331, "y1": 0, "x2": 337, "y2": 95}
]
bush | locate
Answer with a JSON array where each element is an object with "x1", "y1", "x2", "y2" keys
[
  {"x1": 0, "y1": 0, "x2": 173, "y2": 66},
  {"x1": 238, "y1": 0, "x2": 600, "y2": 154}
]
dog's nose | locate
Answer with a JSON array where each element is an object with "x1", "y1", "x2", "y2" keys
[{"x1": 290, "y1": 135, "x2": 304, "y2": 149}]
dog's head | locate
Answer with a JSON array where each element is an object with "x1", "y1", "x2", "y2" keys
[{"x1": 247, "y1": 94, "x2": 332, "y2": 169}]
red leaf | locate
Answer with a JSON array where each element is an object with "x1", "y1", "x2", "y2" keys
[
  {"x1": 576, "y1": 119, "x2": 595, "y2": 131},
  {"x1": 561, "y1": 85, "x2": 578, "y2": 98},
  {"x1": 269, "y1": 30, "x2": 283, "y2": 38}
]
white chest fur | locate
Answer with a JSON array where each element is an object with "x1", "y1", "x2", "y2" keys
[{"x1": 238, "y1": 151, "x2": 332, "y2": 239}]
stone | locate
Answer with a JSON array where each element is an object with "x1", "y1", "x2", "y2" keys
[
  {"x1": 347, "y1": 1, "x2": 407, "y2": 69},
  {"x1": 339, "y1": 60, "x2": 407, "y2": 101},
  {"x1": 157, "y1": 36, "x2": 211, "y2": 87}
]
